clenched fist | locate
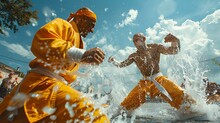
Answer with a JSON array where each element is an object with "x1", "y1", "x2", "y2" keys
[
  {"x1": 164, "y1": 33, "x2": 178, "y2": 43},
  {"x1": 81, "y1": 47, "x2": 105, "y2": 65},
  {"x1": 108, "y1": 56, "x2": 115, "y2": 63}
]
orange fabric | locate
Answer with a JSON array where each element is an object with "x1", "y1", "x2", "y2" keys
[
  {"x1": 0, "y1": 72, "x2": 109, "y2": 123},
  {"x1": 0, "y1": 18, "x2": 109, "y2": 122},
  {"x1": 0, "y1": 72, "x2": 56, "y2": 122},
  {"x1": 121, "y1": 76, "x2": 184, "y2": 110},
  {"x1": 29, "y1": 18, "x2": 83, "y2": 83},
  {"x1": 67, "y1": 8, "x2": 97, "y2": 22}
]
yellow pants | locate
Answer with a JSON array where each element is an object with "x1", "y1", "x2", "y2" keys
[
  {"x1": 121, "y1": 76, "x2": 184, "y2": 110},
  {"x1": 0, "y1": 72, "x2": 109, "y2": 123}
]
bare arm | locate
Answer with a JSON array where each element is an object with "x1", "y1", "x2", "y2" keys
[
  {"x1": 108, "y1": 54, "x2": 134, "y2": 68},
  {"x1": 158, "y1": 34, "x2": 180, "y2": 55}
]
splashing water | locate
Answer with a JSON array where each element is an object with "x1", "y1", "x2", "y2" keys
[
  {"x1": 165, "y1": 45, "x2": 220, "y2": 121},
  {"x1": 6, "y1": 15, "x2": 220, "y2": 122},
  {"x1": 8, "y1": 40, "x2": 218, "y2": 122},
  {"x1": 72, "y1": 37, "x2": 220, "y2": 122}
]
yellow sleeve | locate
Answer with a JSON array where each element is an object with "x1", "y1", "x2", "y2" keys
[
  {"x1": 31, "y1": 18, "x2": 77, "y2": 62},
  {"x1": 29, "y1": 18, "x2": 83, "y2": 82}
]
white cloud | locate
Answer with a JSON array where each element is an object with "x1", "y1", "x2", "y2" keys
[
  {"x1": 26, "y1": 30, "x2": 32, "y2": 37},
  {"x1": 117, "y1": 46, "x2": 136, "y2": 58},
  {"x1": 115, "y1": 9, "x2": 138, "y2": 29},
  {"x1": 0, "y1": 40, "x2": 34, "y2": 59},
  {"x1": 43, "y1": 7, "x2": 57, "y2": 23},
  {"x1": 200, "y1": 9, "x2": 220, "y2": 58},
  {"x1": 83, "y1": 31, "x2": 99, "y2": 49},
  {"x1": 101, "y1": 44, "x2": 117, "y2": 55},
  {"x1": 0, "y1": 27, "x2": 10, "y2": 37},
  {"x1": 146, "y1": 15, "x2": 209, "y2": 48},
  {"x1": 128, "y1": 32, "x2": 133, "y2": 41},
  {"x1": 214, "y1": 49, "x2": 220, "y2": 56},
  {"x1": 144, "y1": 9, "x2": 220, "y2": 84},
  {"x1": 201, "y1": 9, "x2": 220, "y2": 25},
  {"x1": 96, "y1": 37, "x2": 107, "y2": 46}
]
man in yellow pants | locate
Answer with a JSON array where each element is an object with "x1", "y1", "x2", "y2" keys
[
  {"x1": 108, "y1": 33, "x2": 196, "y2": 118},
  {"x1": 0, "y1": 7, "x2": 109, "y2": 123}
]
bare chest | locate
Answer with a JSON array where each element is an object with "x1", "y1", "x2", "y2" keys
[{"x1": 135, "y1": 50, "x2": 158, "y2": 61}]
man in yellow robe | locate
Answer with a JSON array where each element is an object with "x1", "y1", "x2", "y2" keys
[
  {"x1": 108, "y1": 33, "x2": 196, "y2": 118},
  {"x1": 0, "y1": 7, "x2": 109, "y2": 123}
]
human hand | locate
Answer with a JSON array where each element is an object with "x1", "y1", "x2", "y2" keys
[
  {"x1": 164, "y1": 33, "x2": 178, "y2": 43},
  {"x1": 81, "y1": 47, "x2": 105, "y2": 65},
  {"x1": 108, "y1": 56, "x2": 115, "y2": 63}
]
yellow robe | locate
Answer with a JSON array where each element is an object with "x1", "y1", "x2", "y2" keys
[
  {"x1": 0, "y1": 18, "x2": 109, "y2": 123},
  {"x1": 121, "y1": 76, "x2": 184, "y2": 110},
  {"x1": 30, "y1": 18, "x2": 83, "y2": 83}
]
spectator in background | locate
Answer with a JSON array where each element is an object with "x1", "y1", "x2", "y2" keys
[
  {"x1": 0, "y1": 72, "x2": 15, "y2": 98},
  {"x1": 0, "y1": 67, "x2": 3, "y2": 79},
  {"x1": 11, "y1": 77, "x2": 19, "y2": 88},
  {"x1": 0, "y1": 71, "x2": 3, "y2": 79}
]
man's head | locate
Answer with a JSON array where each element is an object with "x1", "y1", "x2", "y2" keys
[
  {"x1": 133, "y1": 33, "x2": 146, "y2": 50},
  {"x1": 67, "y1": 7, "x2": 96, "y2": 38},
  {"x1": 8, "y1": 72, "x2": 14, "y2": 78}
]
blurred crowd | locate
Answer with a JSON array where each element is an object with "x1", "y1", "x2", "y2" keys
[{"x1": 0, "y1": 71, "x2": 21, "y2": 101}]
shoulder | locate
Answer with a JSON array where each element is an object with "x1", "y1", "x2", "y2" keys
[
  {"x1": 129, "y1": 52, "x2": 137, "y2": 59},
  {"x1": 51, "y1": 18, "x2": 68, "y2": 24},
  {"x1": 41, "y1": 18, "x2": 70, "y2": 29},
  {"x1": 35, "y1": 18, "x2": 73, "y2": 37}
]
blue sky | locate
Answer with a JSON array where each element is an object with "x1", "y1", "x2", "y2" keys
[{"x1": 0, "y1": 0, "x2": 220, "y2": 83}]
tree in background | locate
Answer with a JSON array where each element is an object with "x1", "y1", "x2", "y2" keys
[{"x1": 0, "y1": 0, "x2": 38, "y2": 35}]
